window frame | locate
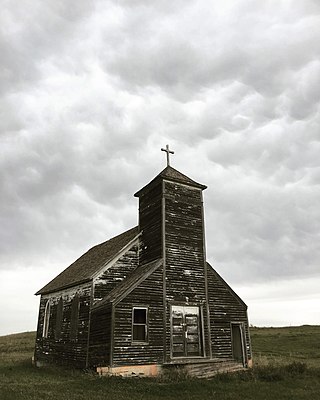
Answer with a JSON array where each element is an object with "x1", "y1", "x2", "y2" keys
[
  {"x1": 70, "y1": 294, "x2": 80, "y2": 341},
  {"x1": 42, "y1": 300, "x2": 51, "y2": 339},
  {"x1": 132, "y1": 306, "x2": 148, "y2": 344},
  {"x1": 55, "y1": 297, "x2": 64, "y2": 341}
]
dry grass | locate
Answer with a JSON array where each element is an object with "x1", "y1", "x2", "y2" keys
[
  {"x1": 250, "y1": 325, "x2": 320, "y2": 368},
  {"x1": 0, "y1": 326, "x2": 320, "y2": 400}
]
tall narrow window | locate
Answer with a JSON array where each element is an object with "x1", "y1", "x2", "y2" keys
[
  {"x1": 132, "y1": 307, "x2": 148, "y2": 342},
  {"x1": 70, "y1": 294, "x2": 79, "y2": 340},
  {"x1": 55, "y1": 297, "x2": 63, "y2": 340},
  {"x1": 42, "y1": 300, "x2": 51, "y2": 338}
]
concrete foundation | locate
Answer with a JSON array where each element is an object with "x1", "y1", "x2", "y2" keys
[{"x1": 96, "y1": 364, "x2": 162, "y2": 377}]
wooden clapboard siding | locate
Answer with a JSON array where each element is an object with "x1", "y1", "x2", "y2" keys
[
  {"x1": 34, "y1": 283, "x2": 91, "y2": 368},
  {"x1": 88, "y1": 303, "x2": 112, "y2": 367},
  {"x1": 93, "y1": 244, "x2": 139, "y2": 302},
  {"x1": 138, "y1": 181, "x2": 163, "y2": 265},
  {"x1": 207, "y1": 265, "x2": 251, "y2": 360},
  {"x1": 34, "y1": 165, "x2": 252, "y2": 372},
  {"x1": 164, "y1": 181, "x2": 205, "y2": 301},
  {"x1": 163, "y1": 181, "x2": 210, "y2": 360},
  {"x1": 112, "y1": 266, "x2": 164, "y2": 366}
]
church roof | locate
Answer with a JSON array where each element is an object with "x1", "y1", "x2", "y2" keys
[
  {"x1": 36, "y1": 226, "x2": 139, "y2": 295},
  {"x1": 134, "y1": 166, "x2": 207, "y2": 197}
]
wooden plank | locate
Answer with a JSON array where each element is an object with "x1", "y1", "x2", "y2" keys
[
  {"x1": 112, "y1": 267, "x2": 164, "y2": 366},
  {"x1": 207, "y1": 265, "x2": 251, "y2": 360},
  {"x1": 34, "y1": 283, "x2": 92, "y2": 368}
]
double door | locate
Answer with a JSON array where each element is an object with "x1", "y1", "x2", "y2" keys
[{"x1": 171, "y1": 305, "x2": 201, "y2": 358}]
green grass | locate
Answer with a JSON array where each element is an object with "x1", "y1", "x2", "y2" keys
[
  {"x1": 251, "y1": 325, "x2": 320, "y2": 368},
  {"x1": 0, "y1": 327, "x2": 320, "y2": 400}
]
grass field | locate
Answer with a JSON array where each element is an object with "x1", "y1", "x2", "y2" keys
[
  {"x1": 251, "y1": 325, "x2": 320, "y2": 368},
  {"x1": 0, "y1": 326, "x2": 320, "y2": 400}
]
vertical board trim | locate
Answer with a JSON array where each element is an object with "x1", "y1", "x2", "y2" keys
[
  {"x1": 110, "y1": 303, "x2": 115, "y2": 367},
  {"x1": 162, "y1": 179, "x2": 167, "y2": 363}
]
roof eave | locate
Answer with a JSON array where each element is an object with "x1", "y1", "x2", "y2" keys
[
  {"x1": 35, "y1": 278, "x2": 92, "y2": 296},
  {"x1": 91, "y1": 232, "x2": 141, "y2": 281},
  {"x1": 92, "y1": 259, "x2": 162, "y2": 310},
  {"x1": 35, "y1": 228, "x2": 141, "y2": 296},
  {"x1": 134, "y1": 172, "x2": 207, "y2": 198}
]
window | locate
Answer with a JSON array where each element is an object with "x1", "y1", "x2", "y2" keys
[
  {"x1": 55, "y1": 298, "x2": 63, "y2": 340},
  {"x1": 132, "y1": 307, "x2": 148, "y2": 342},
  {"x1": 42, "y1": 300, "x2": 51, "y2": 338},
  {"x1": 70, "y1": 294, "x2": 79, "y2": 340}
]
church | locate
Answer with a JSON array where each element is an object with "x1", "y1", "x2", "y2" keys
[{"x1": 34, "y1": 146, "x2": 252, "y2": 377}]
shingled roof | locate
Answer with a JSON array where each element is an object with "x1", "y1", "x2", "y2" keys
[
  {"x1": 134, "y1": 166, "x2": 207, "y2": 197},
  {"x1": 36, "y1": 226, "x2": 139, "y2": 295}
]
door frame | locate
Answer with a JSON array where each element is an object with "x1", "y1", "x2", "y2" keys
[
  {"x1": 230, "y1": 322, "x2": 247, "y2": 366},
  {"x1": 170, "y1": 303, "x2": 205, "y2": 359}
]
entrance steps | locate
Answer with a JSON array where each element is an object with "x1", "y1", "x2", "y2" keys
[{"x1": 166, "y1": 359, "x2": 246, "y2": 379}]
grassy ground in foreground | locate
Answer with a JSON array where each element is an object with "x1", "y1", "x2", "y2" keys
[
  {"x1": 0, "y1": 326, "x2": 320, "y2": 400},
  {"x1": 251, "y1": 325, "x2": 320, "y2": 368}
]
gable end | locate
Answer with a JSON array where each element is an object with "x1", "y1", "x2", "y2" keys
[
  {"x1": 36, "y1": 227, "x2": 139, "y2": 295},
  {"x1": 93, "y1": 259, "x2": 163, "y2": 309},
  {"x1": 206, "y1": 262, "x2": 247, "y2": 309}
]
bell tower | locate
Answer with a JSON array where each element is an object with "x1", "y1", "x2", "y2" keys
[
  {"x1": 134, "y1": 146, "x2": 207, "y2": 301},
  {"x1": 134, "y1": 146, "x2": 209, "y2": 360}
]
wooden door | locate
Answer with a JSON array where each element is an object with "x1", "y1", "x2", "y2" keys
[
  {"x1": 231, "y1": 323, "x2": 245, "y2": 365},
  {"x1": 171, "y1": 306, "x2": 201, "y2": 358}
]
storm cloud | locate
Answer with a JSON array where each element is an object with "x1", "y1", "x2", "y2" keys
[{"x1": 1, "y1": 0, "x2": 319, "y2": 334}]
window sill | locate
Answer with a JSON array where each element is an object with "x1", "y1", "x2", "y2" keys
[{"x1": 132, "y1": 341, "x2": 149, "y2": 345}]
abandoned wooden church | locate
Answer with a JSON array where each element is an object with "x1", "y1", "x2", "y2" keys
[{"x1": 34, "y1": 148, "x2": 252, "y2": 377}]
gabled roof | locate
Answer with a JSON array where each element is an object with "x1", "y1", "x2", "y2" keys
[
  {"x1": 93, "y1": 259, "x2": 162, "y2": 309},
  {"x1": 36, "y1": 227, "x2": 139, "y2": 295},
  {"x1": 134, "y1": 166, "x2": 207, "y2": 197}
]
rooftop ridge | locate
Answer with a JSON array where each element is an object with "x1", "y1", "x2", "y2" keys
[
  {"x1": 134, "y1": 166, "x2": 206, "y2": 197},
  {"x1": 36, "y1": 226, "x2": 139, "y2": 295}
]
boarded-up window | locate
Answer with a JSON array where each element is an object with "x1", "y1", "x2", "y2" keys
[
  {"x1": 42, "y1": 300, "x2": 50, "y2": 338},
  {"x1": 70, "y1": 295, "x2": 79, "y2": 340},
  {"x1": 132, "y1": 307, "x2": 148, "y2": 342},
  {"x1": 55, "y1": 298, "x2": 63, "y2": 340}
]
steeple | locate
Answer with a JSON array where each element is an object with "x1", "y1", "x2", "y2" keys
[
  {"x1": 134, "y1": 165, "x2": 206, "y2": 198},
  {"x1": 134, "y1": 148, "x2": 207, "y2": 267}
]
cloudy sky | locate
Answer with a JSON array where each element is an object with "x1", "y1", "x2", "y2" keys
[{"x1": 1, "y1": 0, "x2": 319, "y2": 335}]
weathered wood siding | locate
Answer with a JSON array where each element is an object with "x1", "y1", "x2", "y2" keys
[
  {"x1": 89, "y1": 244, "x2": 139, "y2": 366},
  {"x1": 112, "y1": 266, "x2": 164, "y2": 366},
  {"x1": 164, "y1": 181, "x2": 209, "y2": 359},
  {"x1": 139, "y1": 181, "x2": 163, "y2": 265},
  {"x1": 34, "y1": 168, "x2": 252, "y2": 371},
  {"x1": 207, "y1": 265, "x2": 251, "y2": 360},
  {"x1": 93, "y1": 243, "x2": 139, "y2": 302},
  {"x1": 164, "y1": 181, "x2": 205, "y2": 301},
  {"x1": 34, "y1": 282, "x2": 91, "y2": 368},
  {"x1": 88, "y1": 304, "x2": 112, "y2": 367}
]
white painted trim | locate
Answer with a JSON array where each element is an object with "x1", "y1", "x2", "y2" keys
[
  {"x1": 42, "y1": 300, "x2": 50, "y2": 338},
  {"x1": 41, "y1": 281, "x2": 91, "y2": 299},
  {"x1": 91, "y1": 234, "x2": 140, "y2": 281},
  {"x1": 162, "y1": 179, "x2": 203, "y2": 192}
]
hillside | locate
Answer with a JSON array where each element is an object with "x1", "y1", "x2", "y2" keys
[
  {"x1": 251, "y1": 325, "x2": 320, "y2": 368},
  {"x1": 0, "y1": 326, "x2": 320, "y2": 400}
]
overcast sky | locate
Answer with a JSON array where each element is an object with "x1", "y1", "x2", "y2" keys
[{"x1": 1, "y1": 0, "x2": 319, "y2": 335}]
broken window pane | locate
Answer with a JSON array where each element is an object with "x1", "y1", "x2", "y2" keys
[
  {"x1": 133, "y1": 308, "x2": 146, "y2": 324},
  {"x1": 132, "y1": 307, "x2": 148, "y2": 342}
]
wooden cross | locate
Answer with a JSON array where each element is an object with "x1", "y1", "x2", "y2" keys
[{"x1": 161, "y1": 144, "x2": 174, "y2": 167}]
